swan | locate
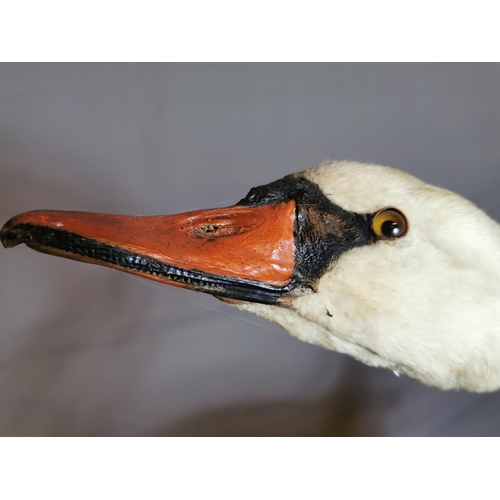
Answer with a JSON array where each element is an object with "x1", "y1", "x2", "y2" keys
[{"x1": 2, "y1": 160, "x2": 500, "y2": 393}]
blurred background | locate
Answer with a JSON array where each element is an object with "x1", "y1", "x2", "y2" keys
[{"x1": 1, "y1": 63, "x2": 499, "y2": 436}]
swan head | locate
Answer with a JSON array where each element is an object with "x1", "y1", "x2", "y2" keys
[{"x1": 3, "y1": 161, "x2": 500, "y2": 392}]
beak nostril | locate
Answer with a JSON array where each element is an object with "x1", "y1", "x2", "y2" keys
[
  {"x1": 200, "y1": 224, "x2": 219, "y2": 233},
  {"x1": 194, "y1": 222, "x2": 240, "y2": 238}
]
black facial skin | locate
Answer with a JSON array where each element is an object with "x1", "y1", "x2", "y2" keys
[
  {"x1": 1, "y1": 175, "x2": 375, "y2": 305},
  {"x1": 238, "y1": 174, "x2": 374, "y2": 290}
]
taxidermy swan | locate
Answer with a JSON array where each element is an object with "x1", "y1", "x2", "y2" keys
[{"x1": 2, "y1": 161, "x2": 500, "y2": 393}]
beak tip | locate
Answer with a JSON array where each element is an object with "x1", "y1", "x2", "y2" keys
[{"x1": 1, "y1": 216, "x2": 29, "y2": 248}]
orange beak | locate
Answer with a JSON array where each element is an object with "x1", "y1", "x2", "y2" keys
[{"x1": 1, "y1": 202, "x2": 297, "y2": 304}]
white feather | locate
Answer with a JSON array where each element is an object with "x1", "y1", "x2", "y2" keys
[{"x1": 237, "y1": 161, "x2": 500, "y2": 393}]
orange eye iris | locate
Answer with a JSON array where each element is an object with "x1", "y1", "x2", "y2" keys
[{"x1": 372, "y1": 208, "x2": 408, "y2": 239}]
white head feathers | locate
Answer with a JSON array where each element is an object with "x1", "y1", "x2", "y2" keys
[{"x1": 240, "y1": 161, "x2": 500, "y2": 392}]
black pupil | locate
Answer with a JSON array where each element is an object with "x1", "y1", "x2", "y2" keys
[{"x1": 381, "y1": 220, "x2": 401, "y2": 238}]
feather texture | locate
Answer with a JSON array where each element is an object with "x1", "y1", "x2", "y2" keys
[{"x1": 239, "y1": 161, "x2": 500, "y2": 392}]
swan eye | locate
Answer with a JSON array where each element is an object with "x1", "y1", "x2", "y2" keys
[{"x1": 372, "y1": 208, "x2": 408, "y2": 239}]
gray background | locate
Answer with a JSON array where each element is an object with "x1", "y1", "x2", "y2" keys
[{"x1": 1, "y1": 63, "x2": 499, "y2": 436}]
